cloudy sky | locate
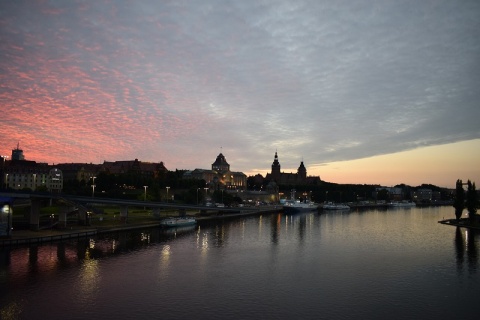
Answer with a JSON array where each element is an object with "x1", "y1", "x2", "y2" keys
[{"x1": 1, "y1": 0, "x2": 479, "y2": 188}]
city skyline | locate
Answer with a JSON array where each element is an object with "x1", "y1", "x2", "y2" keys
[
  {"x1": 1, "y1": 1, "x2": 479, "y2": 189},
  {"x1": 2, "y1": 141, "x2": 478, "y2": 190}
]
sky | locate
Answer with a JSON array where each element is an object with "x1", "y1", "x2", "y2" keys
[{"x1": 1, "y1": 0, "x2": 479, "y2": 189}]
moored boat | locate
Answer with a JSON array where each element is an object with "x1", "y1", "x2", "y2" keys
[
  {"x1": 283, "y1": 200, "x2": 319, "y2": 213},
  {"x1": 282, "y1": 189, "x2": 319, "y2": 213},
  {"x1": 388, "y1": 201, "x2": 416, "y2": 207},
  {"x1": 160, "y1": 217, "x2": 197, "y2": 227},
  {"x1": 322, "y1": 202, "x2": 350, "y2": 210}
]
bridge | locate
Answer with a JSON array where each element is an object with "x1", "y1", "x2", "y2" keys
[{"x1": 0, "y1": 191, "x2": 255, "y2": 233}]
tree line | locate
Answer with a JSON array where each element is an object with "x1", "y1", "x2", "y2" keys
[{"x1": 453, "y1": 179, "x2": 478, "y2": 221}]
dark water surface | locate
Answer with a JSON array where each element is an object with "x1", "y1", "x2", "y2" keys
[{"x1": 1, "y1": 206, "x2": 478, "y2": 320}]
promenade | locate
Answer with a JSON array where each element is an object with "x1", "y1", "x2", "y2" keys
[{"x1": 0, "y1": 207, "x2": 281, "y2": 247}]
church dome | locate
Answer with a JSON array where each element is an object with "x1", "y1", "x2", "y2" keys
[
  {"x1": 212, "y1": 153, "x2": 229, "y2": 166},
  {"x1": 212, "y1": 153, "x2": 230, "y2": 172}
]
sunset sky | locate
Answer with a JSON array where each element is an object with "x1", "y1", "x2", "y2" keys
[{"x1": 1, "y1": 1, "x2": 479, "y2": 188}]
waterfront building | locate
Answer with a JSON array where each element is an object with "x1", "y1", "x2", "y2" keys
[
  {"x1": 374, "y1": 187, "x2": 404, "y2": 201},
  {"x1": 183, "y1": 153, "x2": 246, "y2": 190},
  {"x1": 56, "y1": 163, "x2": 101, "y2": 182},
  {"x1": 100, "y1": 159, "x2": 168, "y2": 178},
  {"x1": 47, "y1": 168, "x2": 63, "y2": 193},
  {"x1": 57, "y1": 159, "x2": 167, "y2": 183},
  {"x1": 265, "y1": 151, "x2": 321, "y2": 186},
  {"x1": 411, "y1": 188, "x2": 436, "y2": 203},
  {"x1": 3, "y1": 146, "x2": 63, "y2": 192}
]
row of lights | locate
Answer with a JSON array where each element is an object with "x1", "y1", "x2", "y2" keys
[{"x1": 90, "y1": 177, "x2": 175, "y2": 204}]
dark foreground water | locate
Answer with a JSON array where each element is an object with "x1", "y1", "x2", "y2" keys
[{"x1": 0, "y1": 206, "x2": 478, "y2": 320}]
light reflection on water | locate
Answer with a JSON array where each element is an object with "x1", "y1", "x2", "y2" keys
[{"x1": 0, "y1": 206, "x2": 479, "y2": 320}]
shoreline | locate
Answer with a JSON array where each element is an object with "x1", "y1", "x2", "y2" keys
[
  {"x1": 438, "y1": 218, "x2": 480, "y2": 230},
  {"x1": 0, "y1": 208, "x2": 281, "y2": 247},
  {"x1": 3, "y1": 205, "x2": 468, "y2": 246}
]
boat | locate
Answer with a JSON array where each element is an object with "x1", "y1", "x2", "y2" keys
[
  {"x1": 160, "y1": 217, "x2": 197, "y2": 227},
  {"x1": 322, "y1": 202, "x2": 350, "y2": 210},
  {"x1": 283, "y1": 189, "x2": 319, "y2": 213},
  {"x1": 162, "y1": 224, "x2": 196, "y2": 235},
  {"x1": 388, "y1": 201, "x2": 416, "y2": 207}
]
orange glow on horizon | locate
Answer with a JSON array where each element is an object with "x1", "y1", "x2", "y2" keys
[{"x1": 246, "y1": 139, "x2": 480, "y2": 189}]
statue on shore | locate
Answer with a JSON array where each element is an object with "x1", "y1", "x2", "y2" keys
[
  {"x1": 453, "y1": 179, "x2": 464, "y2": 221},
  {"x1": 466, "y1": 180, "x2": 478, "y2": 222},
  {"x1": 454, "y1": 179, "x2": 478, "y2": 223}
]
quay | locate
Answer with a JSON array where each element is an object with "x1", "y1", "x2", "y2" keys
[{"x1": 0, "y1": 207, "x2": 281, "y2": 247}]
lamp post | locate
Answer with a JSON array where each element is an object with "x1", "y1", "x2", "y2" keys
[
  {"x1": 143, "y1": 186, "x2": 148, "y2": 210},
  {"x1": 204, "y1": 187, "x2": 208, "y2": 204},
  {"x1": 197, "y1": 188, "x2": 200, "y2": 205},
  {"x1": 33, "y1": 174, "x2": 36, "y2": 191},
  {"x1": 221, "y1": 189, "x2": 224, "y2": 204},
  {"x1": 166, "y1": 186, "x2": 170, "y2": 203},
  {"x1": 91, "y1": 176, "x2": 96, "y2": 198},
  {"x1": 325, "y1": 191, "x2": 328, "y2": 203}
]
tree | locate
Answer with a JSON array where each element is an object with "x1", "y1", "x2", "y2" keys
[
  {"x1": 466, "y1": 180, "x2": 477, "y2": 221},
  {"x1": 453, "y1": 179, "x2": 465, "y2": 221}
]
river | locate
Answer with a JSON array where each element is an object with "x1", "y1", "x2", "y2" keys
[{"x1": 0, "y1": 206, "x2": 478, "y2": 320}]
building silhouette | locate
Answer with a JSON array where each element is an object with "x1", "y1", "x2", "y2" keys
[
  {"x1": 265, "y1": 151, "x2": 320, "y2": 186},
  {"x1": 100, "y1": 159, "x2": 168, "y2": 178},
  {"x1": 3, "y1": 144, "x2": 63, "y2": 192},
  {"x1": 11, "y1": 142, "x2": 25, "y2": 160},
  {"x1": 183, "y1": 153, "x2": 246, "y2": 190}
]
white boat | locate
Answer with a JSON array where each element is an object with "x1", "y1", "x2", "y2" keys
[
  {"x1": 160, "y1": 217, "x2": 197, "y2": 227},
  {"x1": 322, "y1": 202, "x2": 350, "y2": 210},
  {"x1": 388, "y1": 201, "x2": 416, "y2": 207},
  {"x1": 282, "y1": 189, "x2": 318, "y2": 213},
  {"x1": 162, "y1": 224, "x2": 196, "y2": 235},
  {"x1": 283, "y1": 200, "x2": 319, "y2": 213}
]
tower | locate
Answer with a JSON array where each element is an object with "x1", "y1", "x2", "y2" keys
[
  {"x1": 11, "y1": 142, "x2": 25, "y2": 161},
  {"x1": 271, "y1": 151, "x2": 281, "y2": 180},
  {"x1": 297, "y1": 161, "x2": 307, "y2": 180}
]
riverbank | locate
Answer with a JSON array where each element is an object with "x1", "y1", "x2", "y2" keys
[
  {"x1": 438, "y1": 217, "x2": 480, "y2": 230},
  {"x1": 0, "y1": 207, "x2": 281, "y2": 246}
]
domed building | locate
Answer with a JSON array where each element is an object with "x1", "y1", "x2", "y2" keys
[{"x1": 183, "y1": 153, "x2": 246, "y2": 190}]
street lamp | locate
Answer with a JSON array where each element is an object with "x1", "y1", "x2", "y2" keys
[
  {"x1": 143, "y1": 185, "x2": 148, "y2": 211},
  {"x1": 91, "y1": 176, "x2": 96, "y2": 198},
  {"x1": 204, "y1": 187, "x2": 208, "y2": 204},
  {"x1": 197, "y1": 188, "x2": 200, "y2": 205},
  {"x1": 325, "y1": 191, "x2": 328, "y2": 203},
  {"x1": 166, "y1": 186, "x2": 170, "y2": 203}
]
